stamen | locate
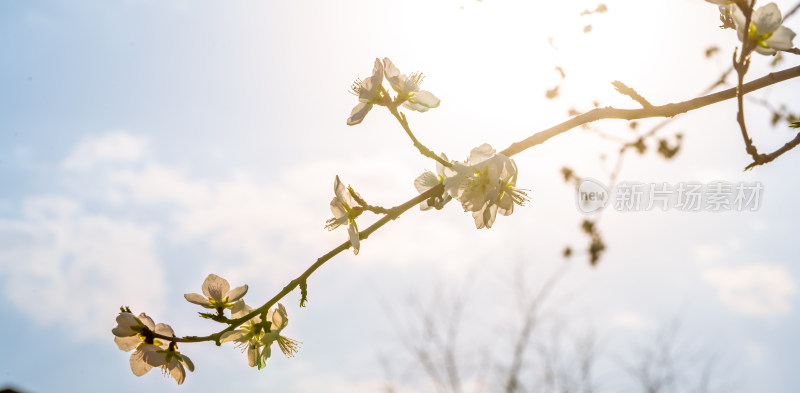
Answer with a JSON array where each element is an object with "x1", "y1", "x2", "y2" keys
[
  {"x1": 511, "y1": 188, "x2": 531, "y2": 205},
  {"x1": 325, "y1": 218, "x2": 342, "y2": 231},
  {"x1": 349, "y1": 79, "x2": 363, "y2": 96},
  {"x1": 409, "y1": 72, "x2": 425, "y2": 86},
  {"x1": 277, "y1": 336, "x2": 301, "y2": 357}
]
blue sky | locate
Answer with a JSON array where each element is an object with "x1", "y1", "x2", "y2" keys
[{"x1": 2, "y1": 0, "x2": 800, "y2": 392}]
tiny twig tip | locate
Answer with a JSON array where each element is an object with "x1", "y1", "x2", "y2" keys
[{"x1": 612, "y1": 80, "x2": 653, "y2": 108}]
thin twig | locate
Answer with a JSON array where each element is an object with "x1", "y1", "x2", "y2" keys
[
  {"x1": 501, "y1": 65, "x2": 800, "y2": 157},
  {"x1": 388, "y1": 104, "x2": 453, "y2": 168},
  {"x1": 612, "y1": 81, "x2": 653, "y2": 108}
]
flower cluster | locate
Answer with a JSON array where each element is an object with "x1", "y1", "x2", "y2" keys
[
  {"x1": 220, "y1": 301, "x2": 300, "y2": 369},
  {"x1": 112, "y1": 309, "x2": 194, "y2": 384},
  {"x1": 417, "y1": 144, "x2": 529, "y2": 229},
  {"x1": 712, "y1": 1, "x2": 796, "y2": 55},
  {"x1": 113, "y1": 274, "x2": 298, "y2": 384},
  {"x1": 347, "y1": 57, "x2": 440, "y2": 125}
]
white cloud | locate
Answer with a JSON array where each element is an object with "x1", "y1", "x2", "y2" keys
[
  {"x1": 0, "y1": 196, "x2": 166, "y2": 339},
  {"x1": 611, "y1": 311, "x2": 651, "y2": 330},
  {"x1": 692, "y1": 243, "x2": 724, "y2": 264},
  {"x1": 61, "y1": 131, "x2": 148, "y2": 171},
  {"x1": 704, "y1": 264, "x2": 796, "y2": 317}
]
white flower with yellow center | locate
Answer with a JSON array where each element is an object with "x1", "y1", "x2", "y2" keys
[
  {"x1": 472, "y1": 157, "x2": 529, "y2": 229},
  {"x1": 112, "y1": 311, "x2": 175, "y2": 377},
  {"x1": 220, "y1": 300, "x2": 269, "y2": 369},
  {"x1": 259, "y1": 303, "x2": 300, "y2": 363},
  {"x1": 444, "y1": 144, "x2": 529, "y2": 229},
  {"x1": 730, "y1": 2, "x2": 796, "y2": 55},
  {"x1": 183, "y1": 273, "x2": 248, "y2": 312},
  {"x1": 347, "y1": 58, "x2": 385, "y2": 125},
  {"x1": 383, "y1": 57, "x2": 440, "y2": 112},
  {"x1": 221, "y1": 301, "x2": 299, "y2": 369}
]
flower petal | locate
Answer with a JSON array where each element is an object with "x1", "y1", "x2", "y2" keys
[
  {"x1": 334, "y1": 175, "x2": 349, "y2": 204},
  {"x1": 436, "y1": 153, "x2": 449, "y2": 178},
  {"x1": 370, "y1": 57, "x2": 384, "y2": 80},
  {"x1": 497, "y1": 192, "x2": 515, "y2": 215},
  {"x1": 443, "y1": 163, "x2": 471, "y2": 198},
  {"x1": 473, "y1": 202, "x2": 498, "y2": 229},
  {"x1": 382, "y1": 57, "x2": 402, "y2": 90},
  {"x1": 201, "y1": 274, "x2": 230, "y2": 301},
  {"x1": 460, "y1": 188, "x2": 489, "y2": 212},
  {"x1": 135, "y1": 313, "x2": 155, "y2": 332},
  {"x1": 226, "y1": 284, "x2": 248, "y2": 303},
  {"x1": 169, "y1": 360, "x2": 186, "y2": 385},
  {"x1": 155, "y1": 323, "x2": 175, "y2": 338},
  {"x1": 347, "y1": 102, "x2": 373, "y2": 126},
  {"x1": 142, "y1": 348, "x2": 167, "y2": 367},
  {"x1": 247, "y1": 344, "x2": 260, "y2": 367},
  {"x1": 258, "y1": 345, "x2": 272, "y2": 370},
  {"x1": 330, "y1": 197, "x2": 349, "y2": 225},
  {"x1": 183, "y1": 293, "x2": 211, "y2": 307},
  {"x1": 271, "y1": 303, "x2": 288, "y2": 331},
  {"x1": 409, "y1": 90, "x2": 440, "y2": 109},
  {"x1": 220, "y1": 330, "x2": 247, "y2": 343},
  {"x1": 414, "y1": 171, "x2": 440, "y2": 193},
  {"x1": 348, "y1": 222, "x2": 360, "y2": 255},
  {"x1": 112, "y1": 312, "x2": 139, "y2": 337},
  {"x1": 467, "y1": 144, "x2": 496, "y2": 165},
  {"x1": 130, "y1": 345, "x2": 157, "y2": 376},
  {"x1": 231, "y1": 299, "x2": 253, "y2": 319},
  {"x1": 765, "y1": 26, "x2": 796, "y2": 50},
  {"x1": 180, "y1": 353, "x2": 195, "y2": 372},
  {"x1": 754, "y1": 45, "x2": 777, "y2": 55},
  {"x1": 753, "y1": 2, "x2": 782, "y2": 34},
  {"x1": 114, "y1": 336, "x2": 141, "y2": 352}
]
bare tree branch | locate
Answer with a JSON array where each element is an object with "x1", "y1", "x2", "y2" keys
[{"x1": 501, "y1": 65, "x2": 800, "y2": 158}]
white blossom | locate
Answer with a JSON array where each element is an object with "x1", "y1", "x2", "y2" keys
[
  {"x1": 729, "y1": 2, "x2": 796, "y2": 55},
  {"x1": 220, "y1": 300, "x2": 268, "y2": 368},
  {"x1": 328, "y1": 175, "x2": 361, "y2": 254},
  {"x1": 112, "y1": 311, "x2": 175, "y2": 377},
  {"x1": 144, "y1": 346, "x2": 195, "y2": 385},
  {"x1": 383, "y1": 57, "x2": 440, "y2": 112},
  {"x1": 259, "y1": 303, "x2": 300, "y2": 361},
  {"x1": 414, "y1": 153, "x2": 452, "y2": 210},
  {"x1": 444, "y1": 144, "x2": 529, "y2": 229},
  {"x1": 183, "y1": 273, "x2": 248, "y2": 311},
  {"x1": 472, "y1": 157, "x2": 526, "y2": 229},
  {"x1": 347, "y1": 58, "x2": 385, "y2": 125},
  {"x1": 221, "y1": 301, "x2": 299, "y2": 370}
]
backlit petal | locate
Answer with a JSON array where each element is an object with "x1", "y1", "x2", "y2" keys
[
  {"x1": 169, "y1": 360, "x2": 186, "y2": 385},
  {"x1": 201, "y1": 274, "x2": 230, "y2": 301},
  {"x1": 183, "y1": 293, "x2": 211, "y2": 307},
  {"x1": 765, "y1": 26, "x2": 796, "y2": 50},
  {"x1": 348, "y1": 223, "x2": 360, "y2": 255},
  {"x1": 753, "y1": 3, "x2": 782, "y2": 34},
  {"x1": 347, "y1": 102, "x2": 373, "y2": 125},
  {"x1": 409, "y1": 90, "x2": 440, "y2": 109},
  {"x1": 114, "y1": 336, "x2": 141, "y2": 352},
  {"x1": 414, "y1": 171, "x2": 440, "y2": 193}
]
